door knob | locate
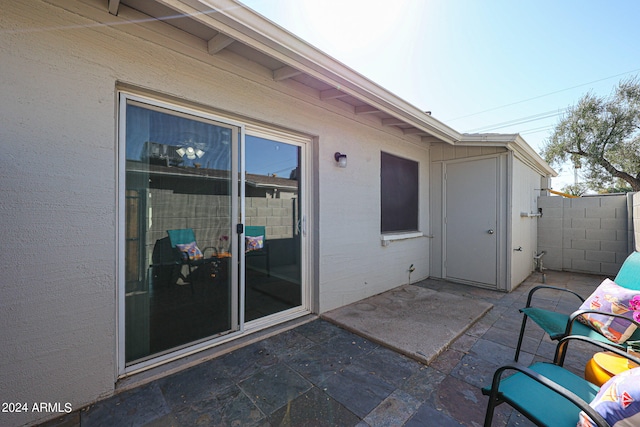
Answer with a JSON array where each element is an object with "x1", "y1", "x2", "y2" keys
[{"x1": 487, "y1": 229, "x2": 495, "y2": 234}]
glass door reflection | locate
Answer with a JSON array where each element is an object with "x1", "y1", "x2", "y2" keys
[
  {"x1": 244, "y1": 135, "x2": 302, "y2": 321},
  {"x1": 124, "y1": 99, "x2": 239, "y2": 364}
]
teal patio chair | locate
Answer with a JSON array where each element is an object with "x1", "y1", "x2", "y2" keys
[
  {"x1": 514, "y1": 251, "x2": 640, "y2": 362},
  {"x1": 483, "y1": 335, "x2": 640, "y2": 427}
]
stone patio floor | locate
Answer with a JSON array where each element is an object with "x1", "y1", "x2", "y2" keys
[{"x1": 40, "y1": 270, "x2": 605, "y2": 427}]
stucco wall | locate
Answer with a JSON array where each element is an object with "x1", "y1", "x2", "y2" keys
[
  {"x1": 537, "y1": 194, "x2": 631, "y2": 275},
  {"x1": 1, "y1": 3, "x2": 119, "y2": 426},
  {"x1": 1, "y1": 1, "x2": 432, "y2": 424},
  {"x1": 510, "y1": 157, "x2": 544, "y2": 288}
]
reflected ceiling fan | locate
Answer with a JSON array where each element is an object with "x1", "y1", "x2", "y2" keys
[
  {"x1": 176, "y1": 146, "x2": 205, "y2": 160},
  {"x1": 175, "y1": 132, "x2": 205, "y2": 160}
]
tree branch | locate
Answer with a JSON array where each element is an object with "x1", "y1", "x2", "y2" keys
[{"x1": 594, "y1": 155, "x2": 638, "y2": 189}]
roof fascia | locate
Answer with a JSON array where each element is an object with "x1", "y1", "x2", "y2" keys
[
  {"x1": 155, "y1": 0, "x2": 461, "y2": 144},
  {"x1": 459, "y1": 133, "x2": 556, "y2": 176}
]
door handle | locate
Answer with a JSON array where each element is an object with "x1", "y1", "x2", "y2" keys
[
  {"x1": 487, "y1": 229, "x2": 495, "y2": 234},
  {"x1": 297, "y1": 217, "x2": 306, "y2": 236}
]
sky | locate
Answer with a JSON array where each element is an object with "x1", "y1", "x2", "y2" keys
[{"x1": 239, "y1": 0, "x2": 640, "y2": 189}]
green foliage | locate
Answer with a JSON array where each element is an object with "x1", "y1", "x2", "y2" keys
[
  {"x1": 542, "y1": 76, "x2": 640, "y2": 192},
  {"x1": 597, "y1": 179, "x2": 634, "y2": 194},
  {"x1": 561, "y1": 183, "x2": 588, "y2": 196}
]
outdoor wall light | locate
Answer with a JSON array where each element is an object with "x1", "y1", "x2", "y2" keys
[{"x1": 334, "y1": 152, "x2": 347, "y2": 168}]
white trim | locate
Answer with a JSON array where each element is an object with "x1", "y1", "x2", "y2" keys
[
  {"x1": 116, "y1": 93, "x2": 127, "y2": 377},
  {"x1": 117, "y1": 91, "x2": 244, "y2": 375},
  {"x1": 232, "y1": 123, "x2": 242, "y2": 334},
  {"x1": 441, "y1": 154, "x2": 508, "y2": 289},
  {"x1": 245, "y1": 306, "x2": 310, "y2": 333},
  {"x1": 116, "y1": 89, "x2": 312, "y2": 376},
  {"x1": 459, "y1": 133, "x2": 556, "y2": 177},
  {"x1": 245, "y1": 124, "x2": 312, "y2": 145},
  {"x1": 244, "y1": 126, "x2": 312, "y2": 323},
  {"x1": 118, "y1": 91, "x2": 246, "y2": 130},
  {"x1": 504, "y1": 152, "x2": 513, "y2": 292},
  {"x1": 380, "y1": 232, "x2": 425, "y2": 242}
]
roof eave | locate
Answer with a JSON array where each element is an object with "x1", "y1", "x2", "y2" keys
[
  {"x1": 459, "y1": 133, "x2": 557, "y2": 177},
  {"x1": 157, "y1": 0, "x2": 461, "y2": 144}
]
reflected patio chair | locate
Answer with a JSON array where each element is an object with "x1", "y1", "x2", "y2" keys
[
  {"x1": 167, "y1": 228, "x2": 219, "y2": 293},
  {"x1": 245, "y1": 225, "x2": 270, "y2": 277}
]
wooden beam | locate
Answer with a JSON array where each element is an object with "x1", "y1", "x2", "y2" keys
[
  {"x1": 208, "y1": 33, "x2": 235, "y2": 54},
  {"x1": 421, "y1": 136, "x2": 442, "y2": 144},
  {"x1": 381, "y1": 118, "x2": 405, "y2": 126},
  {"x1": 355, "y1": 105, "x2": 380, "y2": 115},
  {"x1": 273, "y1": 66, "x2": 302, "y2": 81},
  {"x1": 108, "y1": 0, "x2": 120, "y2": 15},
  {"x1": 319, "y1": 88, "x2": 348, "y2": 100},
  {"x1": 402, "y1": 128, "x2": 427, "y2": 135}
]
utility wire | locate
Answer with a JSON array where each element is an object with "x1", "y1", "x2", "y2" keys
[
  {"x1": 465, "y1": 108, "x2": 567, "y2": 133},
  {"x1": 447, "y1": 68, "x2": 640, "y2": 123},
  {"x1": 520, "y1": 125, "x2": 556, "y2": 136},
  {"x1": 464, "y1": 92, "x2": 618, "y2": 134}
]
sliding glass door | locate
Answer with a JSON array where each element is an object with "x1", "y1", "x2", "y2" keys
[
  {"x1": 119, "y1": 94, "x2": 307, "y2": 372},
  {"x1": 121, "y1": 95, "x2": 240, "y2": 366},
  {"x1": 244, "y1": 134, "x2": 303, "y2": 323}
]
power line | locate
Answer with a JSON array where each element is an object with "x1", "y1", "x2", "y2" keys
[
  {"x1": 465, "y1": 108, "x2": 567, "y2": 133},
  {"x1": 464, "y1": 92, "x2": 619, "y2": 134},
  {"x1": 446, "y1": 68, "x2": 640, "y2": 122},
  {"x1": 520, "y1": 124, "x2": 556, "y2": 134}
]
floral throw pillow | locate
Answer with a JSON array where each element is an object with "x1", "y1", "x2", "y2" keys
[
  {"x1": 578, "y1": 278, "x2": 640, "y2": 344},
  {"x1": 175, "y1": 241, "x2": 203, "y2": 261},
  {"x1": 578, "y1": 367, "x2": 640, "y2": 427},
  {"x1": 246, "y1": 235, "x2": 264, "y2": 252}
]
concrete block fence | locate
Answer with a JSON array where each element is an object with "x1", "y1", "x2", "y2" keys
[{"x1": 537, "y1": 194, "x2": 635, "y2": 276}]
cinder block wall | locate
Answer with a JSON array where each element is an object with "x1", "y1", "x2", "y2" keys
[
  {"x1": 245, "y1": 196, "x2": 296, "y2": 239},
  {"x1": 538, "y1": 194, "x2": 630, "y2": 275}
]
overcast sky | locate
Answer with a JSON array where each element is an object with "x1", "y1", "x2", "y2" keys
[{"x1": 239, "y1": 0, "x2": 640, "y2": 189}]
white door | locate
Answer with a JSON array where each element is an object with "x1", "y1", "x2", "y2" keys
[{"x1": 444, "y1": 157, "x2": 501, "y2": 288}]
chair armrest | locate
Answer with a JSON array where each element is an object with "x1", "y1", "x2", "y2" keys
[
  {"x1": 555, "y1": 334, "x2": 640, "y2": 367},
  {"x1": 485, "y1": 363, "x2": 610, "y2": 427},
  {"x1": 565, "y1": 309, "x2": 640, "y2": 338},
  {"x1": 524, "y1": 285, "x2": 585, "y2": 308}
]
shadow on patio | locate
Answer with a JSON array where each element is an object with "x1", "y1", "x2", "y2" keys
[{"x1": 41, "y1": 270, "x2": 605, "y2": 427}]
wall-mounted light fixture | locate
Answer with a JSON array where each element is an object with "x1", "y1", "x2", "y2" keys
[{"x1": 334, "y1": 152, "x2": 347, "y2": 168}]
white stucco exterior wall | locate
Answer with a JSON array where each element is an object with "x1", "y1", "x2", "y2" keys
[
  {"x1": 1, "y1": 1, "x2": 432, "y2": 424},
  {"x1": 1, "y1": 3, "x2": 119, "y2": 425},
  {"x1": 319, "y1": 137, "x2": 431, "y2": 311},
  {"x1": 510, "y1": 156, "x2": 544, "y2": 288}
]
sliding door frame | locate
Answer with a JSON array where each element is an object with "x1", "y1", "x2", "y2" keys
[{"x1": 116, "y1": 91, "x2": 311, "y2": 377}]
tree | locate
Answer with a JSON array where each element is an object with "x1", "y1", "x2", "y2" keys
[
  {"x1": 561, "y1": 183, "x2": 587, "y2": 197},
  {"x1": 542, "y1": 76, "x2": 640, "y2": 192}
]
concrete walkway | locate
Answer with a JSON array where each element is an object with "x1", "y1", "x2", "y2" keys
[
  {"x1": 321, "y1": 284, "x2": 492, "y2": 365},
  {"x1": 40, "y1": 270, "x2": 604, "y2": 427}
]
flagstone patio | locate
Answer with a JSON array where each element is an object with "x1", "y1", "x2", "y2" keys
[{"x1": 39, "y1": 270, "x2": 604, "y2": 427}]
